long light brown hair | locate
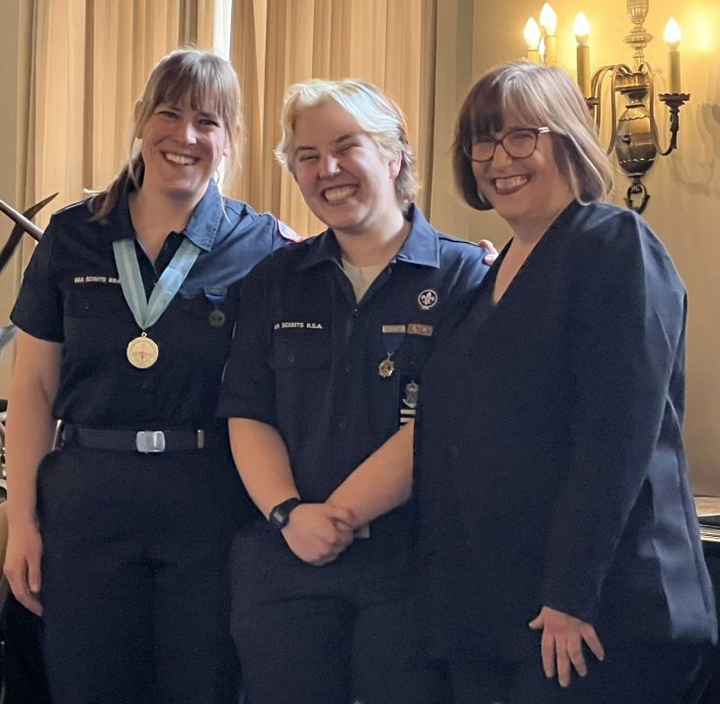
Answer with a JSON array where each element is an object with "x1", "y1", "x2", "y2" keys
[{"x1": 89, "y1": 48, "x2": 243, "y2": 219}]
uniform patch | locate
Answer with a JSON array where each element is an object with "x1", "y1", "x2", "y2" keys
[
  {"x1": 407, "y1": 323, "x2": 433, "y2": 337},
  {"x1": 418, "y1": 289, "x2": 438, "y2": 310},
  {"x1": 73, "y1": 275, "x2": 120, "y2": 285},
  {"x1": 399, "y1": 379, "x2": 419, "y2": 425},
  {"x1": 273, "y1": 321, "x2": 324, "y2": 330}
]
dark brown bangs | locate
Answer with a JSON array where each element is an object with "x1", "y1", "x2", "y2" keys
[
  {"x1": 466, "y1": 75, "x2": 505, "y2": 140},
  {"x1": 155, "y1": 56, "x2": 230, "y2": 120}
]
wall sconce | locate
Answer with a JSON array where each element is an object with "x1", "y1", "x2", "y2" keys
[{"x1": 524, "y1": 1, "x2": 690, "y2": 214}]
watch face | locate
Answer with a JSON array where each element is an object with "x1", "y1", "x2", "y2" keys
[
  {"x1": 270, "y1": 507, "x2": 286, "y2": 528},
  {"x1": 269, "y1": 498, "x2": 300, "y2": 529}
]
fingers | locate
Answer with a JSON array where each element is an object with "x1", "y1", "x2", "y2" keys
[
  {"x1": 530, "y1": 606, "x2": 605, "y2": 688},
  {"x1": 477, "y1": 238, "x2": 499, "y2": 264},
  {"x1": 282, "y1": 504, "x2": 355, "y2": 564},
  {"x1": 17, "y1": 590, "x2": 44, "y2": 616},
  {"x1": 478, "y1": 238, "x2": 497, "y2": 255},
  {"x1": 528, "y1": 614, "x2": 543, "y2": 629},
  {"x1": 567, "y1": 639, "x2": 587, "y2": 679},
  {"x1": 541, "y1": 631, "x2": 580, "y2": 688},
  {"x1": 324, "y1": 503, "x2": 356, "y2": 528},
  {"x1": 539, "y1": 630, "x2": 556, "y2": 679},
  {"x1": 26, "y1": 556, "x2": 42, "y2": 595},
  {"x1": 583, "y1": 626, "x2": 605, "y2": 662},
  {"x1": 5, "y1": 566, "x2": 44, "y2": 616},
  {"x1": 555, "y1": 638, "x2": 572, "y2": 687}
]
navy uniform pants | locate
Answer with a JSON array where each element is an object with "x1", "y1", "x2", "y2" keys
[
  {"x1": 445, "y1": 642, "x2": 713, "y2": 704},
  {"x1": 230, "y1": 520, "x2": 444, "y2": 704},
  {"x1": 36, "y1": 444, "x2": 247, "y2": 704}
]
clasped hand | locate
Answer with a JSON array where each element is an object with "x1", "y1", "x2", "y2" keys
[
  {"x1": 280, "y1": 503, "x2": 355, "y2": 566},
  {"x1": 529, "y1": 605, "x2": 605, "y2": 688}
]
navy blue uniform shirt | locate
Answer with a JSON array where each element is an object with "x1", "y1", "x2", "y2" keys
[
  {"x1": 218, "y1": 205, "x2": 489, "y2": 509},
  {"x1": 415, "y1": 200, "x2": 717, "y2": 660},
  {"x1": 11, "y1": 180, "x2": 292, "y2": 428}
]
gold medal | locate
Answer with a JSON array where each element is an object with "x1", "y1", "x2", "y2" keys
[
  {"x1": 127, "y1": 332, "x2": 159, "y2": 369},
  {"x1": 378, "y1": 356, "x2": 395, "y2": 378}
]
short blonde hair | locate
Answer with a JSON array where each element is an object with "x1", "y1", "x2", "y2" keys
[
  {"x1": 453, "y1": 61, "x2": 613, "y2": 211},
  {"x1": 275, "y1": 78, "x2": 419, "y2": 210}
]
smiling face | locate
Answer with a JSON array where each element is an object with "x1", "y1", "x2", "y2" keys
[
  {"x1": 137, "y1": 92, "x2": 230, "y2": 204},
  {"x1": 291, "y1": 100, "x2": 403, "y2": 239},
  {"x1": 471, "y1": 113, "x2": 574, "y2": 236}
]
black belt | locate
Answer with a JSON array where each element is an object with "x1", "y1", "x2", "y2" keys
[{"x1": 61, "y1": 424, "x2": 226, "y2": 453}]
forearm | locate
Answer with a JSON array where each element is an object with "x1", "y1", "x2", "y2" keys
[
  {"x1": 5, "y1": 404, "x2": 55, "y2": 527},
  {"x1": 228, "y1": 417, "x2": 299, "y2": 517},
  {"x1": 5, "y1": 334, "x2": 60, "y2": 527},
  {"x1": 327, "y1": 420, "x2": 414, "y2": 528}
]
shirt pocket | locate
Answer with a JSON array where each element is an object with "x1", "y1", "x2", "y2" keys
[
  {"x1": 394, "y1": 333, "x2": 436, "y2": 378},
  {"x1": 270, "y1": 329, "x2": 331, "y2": 370},
  {"x1": 64, "y1": 284, "x2": 126, "y2": 318},
  {"x1": 63, "y1": 285, "x2": 132, "y2": 364},
  {"x1": 175, "y1": 288, "x2": 237, "y2": 329}
]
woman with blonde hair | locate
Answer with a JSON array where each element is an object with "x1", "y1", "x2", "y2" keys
[{"x1": 219, "y1": 77, "x2": 491, "y2": 704}]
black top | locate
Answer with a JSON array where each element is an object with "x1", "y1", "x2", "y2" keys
[
  {"x1": 415, "y1": 200, "x2": 717, "y2": 660},
  {"x1": 11, "y1": 180, "x2": 293, "y2": 428},
  {"x1": 218, "y1": 205, "x2": 490, "y2": 513}
]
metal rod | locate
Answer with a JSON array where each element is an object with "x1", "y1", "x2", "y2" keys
[{"x1": 0, "y1": 198, "x2": 45, "y2": 241}]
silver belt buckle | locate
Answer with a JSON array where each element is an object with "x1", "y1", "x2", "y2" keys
[{"x1": 136, "y1": 430, "x2": 166, "y2": 453}]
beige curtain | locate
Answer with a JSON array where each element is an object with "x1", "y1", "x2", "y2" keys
[
  {"x1": 229, "y1": 0, "x2": 437, "y2": 237},
  {"x1": 21, "y1": 0, "x2": 435, "y2": 243}
]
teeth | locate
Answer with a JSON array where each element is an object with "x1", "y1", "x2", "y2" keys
[
  {"x1": 324, "y1": 185, "x2": 356, "y2": 202},
  {"x1": 165, "y1": 153, "x2": 195, "y2": 165},
  {"x1": 495, "y1": 175, "x2": 528, "y2": 191}
]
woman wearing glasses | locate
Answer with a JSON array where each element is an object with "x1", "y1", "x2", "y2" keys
[{"x1": 412, "y1": 61, "x2": 717, "y2": 703}]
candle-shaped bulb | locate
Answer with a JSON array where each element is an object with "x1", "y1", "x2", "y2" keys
[
  {"x1": 573, "y1": 13, "x2": 591, "y2": 98},
  {"x1": 573, "y1": 12, "x2": 590, "y2": 45},
  {"x1": 539, "y1": 3, "x2": 557, "y2": 65},
  {"x1": 539, "y1": 3, "x2": 557, "y2": 35},
  {"x1": 539, "y1": 36, "x2": 546, "y2": 63},
  {"x1": 664, "y1": 18, "x2": 682, "y2": 93},
  {"x1": 524, "y1": 17, "x2": 541, "y2": 49},
  {"x1": 524, "y1": 17, "x2": 541, "y2": 62},
  {"x1": 664, "y1": 17, "x2": 681, "y2": 49}
]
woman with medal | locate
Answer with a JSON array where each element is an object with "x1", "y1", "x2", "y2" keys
[
  {"x1": 3, "y1": 48, "x2": 295, "y2": 704},
  {"x1": 218, "y1": 79, "x2": 493, "y2": 704},
  {"x1": 411, "y1": 61, "x2": 717, "y2": 703}
]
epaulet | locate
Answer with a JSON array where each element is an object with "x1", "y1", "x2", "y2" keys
[{"x1": 276, "y1": 218, "x2": 302, "y2": 242}]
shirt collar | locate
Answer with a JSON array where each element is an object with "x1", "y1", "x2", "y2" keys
[
  {"x1": 296, "y1": 204, "x2": 441, "y2": 271},
  {"x1": 108, "y1": 180, "x2": 225, "y2": 252}
]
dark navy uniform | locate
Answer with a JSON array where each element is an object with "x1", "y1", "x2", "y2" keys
[
  {"x1": 10, "y1": 179, "x2": 294, "y2": 704},
  {"x1": 218, "y1": 205, "x2": 490, "y2": 704},
  {"x1": 414, "y1": 201, "x2": 717, "y2": 703}
]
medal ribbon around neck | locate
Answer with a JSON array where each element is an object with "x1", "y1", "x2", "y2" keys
[
  {"x1": 378, "y1": 324, "x2": 406, "y2": 378},
  {"x1": 112, "y1": 237, "x2": 201, "y2": 368}
]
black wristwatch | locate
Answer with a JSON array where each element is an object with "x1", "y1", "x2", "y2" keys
[{"x1": 268, "y1": 498, "x2": 302, "y2": 530}]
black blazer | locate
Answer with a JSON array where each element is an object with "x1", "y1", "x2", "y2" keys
[{"x1": 414, "y1": 201, "x2": 717, "y2": 661}]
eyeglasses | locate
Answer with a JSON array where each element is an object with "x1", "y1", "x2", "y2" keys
[{"x1": 465, "y1": 127, "x2": 552, "y2": 163}]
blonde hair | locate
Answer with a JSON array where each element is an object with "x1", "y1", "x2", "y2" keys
[
  {"x1": 453, "y1": 61, "x2": 613, "y2": 211},
  {"x1": 90, "y1": 48, "x2": 242, "y2": 219},
  {"x1": 274, "y1": 78, "x2": 419, "y2": 210}
]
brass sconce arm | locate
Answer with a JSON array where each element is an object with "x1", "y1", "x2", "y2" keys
[
  {"x1": 527, "y1": 1, "x2": 692, "y2": 214},
  {"x1": 656, "y1": 92, "x2": 691, "y2": 156}
]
